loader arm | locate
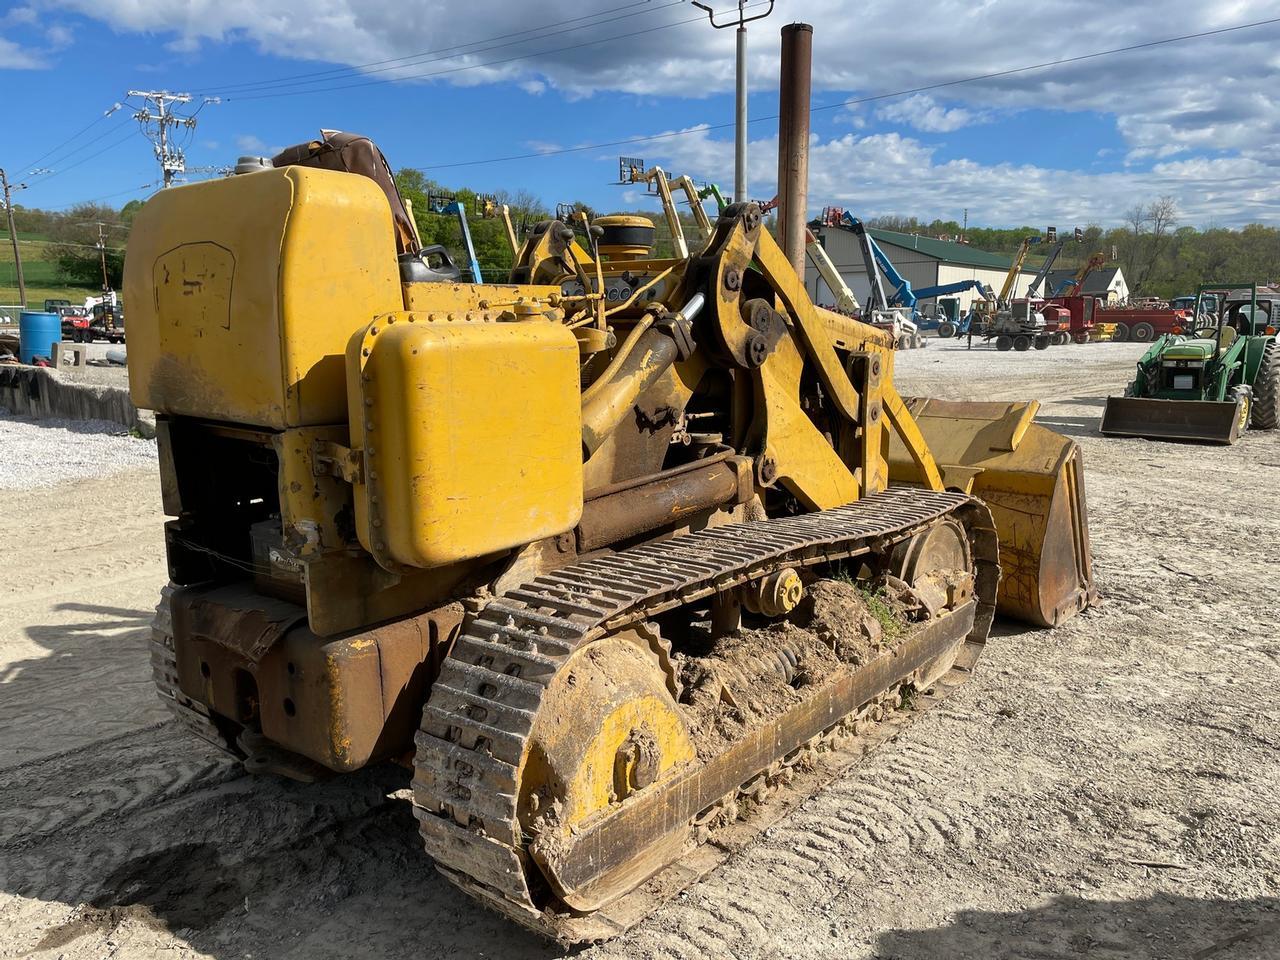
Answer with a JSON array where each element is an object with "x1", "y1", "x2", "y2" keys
[
  {"x1": 1025, "y1": 238, "x2": 1067, "y2": 299},
  {"x1": 746, "y1": 214, "x2": 946, "y2": 493}
]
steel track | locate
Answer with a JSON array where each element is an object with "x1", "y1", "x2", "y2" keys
[
  {"x1": 412, "y1": 486, "x2": 1000, "y2": 941},
  {"x1": 150, "y1": 584, "x2": 240, "y2": 756}
]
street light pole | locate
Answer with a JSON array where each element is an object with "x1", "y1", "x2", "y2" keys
[{"x1": 692, "y1": 0, "x2": 775, "y2": 204}]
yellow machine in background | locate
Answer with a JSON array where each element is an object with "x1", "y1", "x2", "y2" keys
[{"x1": 126, "y1": 142, "x2": 1094, "y2": 941}]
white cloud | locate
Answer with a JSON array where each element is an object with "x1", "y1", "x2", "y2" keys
[
  {"x1": 28, "y1": 0, "x2": 1280, "y2": 223},
  {"x1": 235, "y1": 134, "x2": 269, "y2": 153},
  {"x1": 2, "y1": 7, "x2": 37, "y2": 25},
  {"x1": 0, "y1": 34, "x2": 43, "y2": 68},
  {"x1": 876, "y1": 94, "x2": 987, "y2": 133},
  {"x1": 44, "y1": 23, "x2": 73, "y2": 49},
  {"x1": 519, "y1": 79, "x2": 546, "y2": 95},
  {"x1": 523, "y1": 139, "x2": 563, "y2": 155},
  {"x1": 36, "y1": 0, "x2": 1280, "y2": 160},
  {"x1": 646, "y1": 126, "x2": 1280, "y2": 227}
]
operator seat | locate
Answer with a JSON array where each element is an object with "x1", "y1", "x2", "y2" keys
[{"x1": 1218, "y1": 325, "x2": 1237, "y2": 354}]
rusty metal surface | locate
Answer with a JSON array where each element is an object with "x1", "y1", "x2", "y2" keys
[
  {"x1": 168, "y1": 584, "x2": 463, "y2": 772},
  {"x1": 776, "y1": 23, "x2": 813, "y2": 276},
  {"x1": 412, "y1": 486, "x2": 1000, "y2": 940},
  {"x1": 581, "y1": 327, "x2": 680, "y2": 456},
  {"x1": 575, "y1": 458, "x2": 741, "y2": 551},
  {"x1": 149, "y1": 584, "x2": 240, "y2": 757},
  {"x1": 173, "y1": 582, "x2": 305, "y2": 663},
  {"x1": 537, "y1": 601, "x2": 976, "y2": 898}
]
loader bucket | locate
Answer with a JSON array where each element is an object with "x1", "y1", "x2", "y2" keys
[
  {"x1": 1099, "y1": 396, "x2": 1244, "y2": 445},
  {"x1": 887, "y1": 398, "x2": 1095, "y2": 627}
]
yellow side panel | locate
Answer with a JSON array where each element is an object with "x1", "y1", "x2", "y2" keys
[
  {"x1": 349, "y1": 314, "x2": 584, "y2": 569},
  {"x1": 124, "y1": 166, "x2": 402, "y2": 428},
  {"x1": 402, "y1": 281, "x2": 562, "y2": 314}
]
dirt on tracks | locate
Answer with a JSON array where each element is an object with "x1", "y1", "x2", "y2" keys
[{"x1": 2, "y1": 341, "x2": 1278, "y2": 960}]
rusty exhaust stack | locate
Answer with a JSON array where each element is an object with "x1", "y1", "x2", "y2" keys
[{"x1": 776, "y1": 22, "x2": 812, "y2": 277}]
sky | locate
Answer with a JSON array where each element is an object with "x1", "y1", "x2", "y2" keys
[{"x1": 1, "y1": 0, "x2": 1278, "y2": 228}]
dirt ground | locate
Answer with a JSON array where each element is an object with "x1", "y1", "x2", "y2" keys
[{"x1": 2, "y1": 340, "x2": 1278, "y2": 960}]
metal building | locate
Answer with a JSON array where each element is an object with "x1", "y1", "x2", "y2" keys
[{"x1": 804, "y1": 226, "x2": 1035, "y2": 317}]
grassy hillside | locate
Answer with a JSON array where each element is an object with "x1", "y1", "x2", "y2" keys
[{"x1": 0, "y1": 236, "x2": 97, "y2": 312}]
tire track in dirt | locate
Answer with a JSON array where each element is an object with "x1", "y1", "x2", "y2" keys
[
  {"x1": 0, "y1": 723, "x2": 403, "y2": 909},
  {"x1": 600, "y1": 732, "x2": 985, "y2": 959}
]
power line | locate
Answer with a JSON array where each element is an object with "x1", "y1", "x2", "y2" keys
[
  {"x1": 26, "y1": 126, "x2": 139, "y2": 188},
  {"x1": 203, "y1": 0, "x2": 675, "y2": 94},
  {"x1": 12, "y1": 103, "x2": 124, "y2": 176},
  {"x1": 414, "y1": 13, "x2": 1280, "y2": 170},
  {"x1": 45, "y1": 185, "x2": 156, "y2": 211},
  {"x1": 225, "y1": 1, "x2": 768, "y2": 102},
  {"x1": 23, "y1": 117, "x2": 137, "y2": 184}
]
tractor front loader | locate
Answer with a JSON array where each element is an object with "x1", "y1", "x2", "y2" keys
[
  {"x1": 1102, "y1": 283, "x2": 1280, "y2": 444},
  {"x1": 125, "y1": 134, "x2": 1095, "y2": 941}
]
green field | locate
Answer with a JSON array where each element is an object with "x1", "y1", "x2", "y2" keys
[{"x1": 0, "y1": 236, "x2": 96, "y2": 311}]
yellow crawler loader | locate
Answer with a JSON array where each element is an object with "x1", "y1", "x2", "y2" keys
[{"x1": 125, "y1": 133, "x2": 1094, "y2": 941}]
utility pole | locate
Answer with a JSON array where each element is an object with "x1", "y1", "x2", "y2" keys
[
  {"x1": 692, "y1": 0, "x2": 775, "y2": 204},
  {"x1": 127, "y1": 91, "x2": 219, "y2": 188},
  {"x1": 96, "y1": 223, "x2": 109, "y2": 291},
  {"x1": 0, "y1": 168, "x2": 27, "y2": 308}
]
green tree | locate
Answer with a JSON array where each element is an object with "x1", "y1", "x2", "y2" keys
[{"x1": 48, "y1": 202, "x2": 126, "y2": 290}]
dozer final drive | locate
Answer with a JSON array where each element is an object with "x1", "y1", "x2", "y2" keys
[
  {"x1": 124, "y1": 133, "x2": 1095, "y2": 942},
  {"x1": 1102, "y1": 283, "x2": 1280, "y2": 444}
]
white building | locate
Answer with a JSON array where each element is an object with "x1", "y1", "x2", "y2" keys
[
  {"x1": 1044, "y1": 266, "x2": 1129, "y2": 302},
  {"x1": 805, "y1": 226, "x2": 1036, "y2": 319}
]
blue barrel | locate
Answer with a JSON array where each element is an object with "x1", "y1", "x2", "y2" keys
[{"x1": 18, "y1": 311, "x2": 61, "y2": 364}]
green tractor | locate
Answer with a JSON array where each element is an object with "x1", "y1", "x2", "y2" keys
[{"x1": 1101, "y1": 283, "x2": 1280, "y2": 444}]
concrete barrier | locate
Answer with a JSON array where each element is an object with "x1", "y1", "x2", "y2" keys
[{"x1": 0, "y1": 364, "x2": 155, "y2": 438}]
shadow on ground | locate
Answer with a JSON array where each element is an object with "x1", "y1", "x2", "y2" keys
[
  {"x1": 0, "y1": 604, "x2": 558, "y2": 960},
  {"x1": 875, "y1": 893, "x2": 1280, "y2": 960},
  {"x1": 0, "y1": 603, "x2": 164, "y2": 769}
]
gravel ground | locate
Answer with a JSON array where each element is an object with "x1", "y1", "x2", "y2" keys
[
  {"x1": 55, "y1": 363, "x2": 132, "y2": 389},
  {"x1": 0, "y1": 411, "x2": 156, "y2": 490},
  {"x1": 1, "y1": 340, "x2": 1278, "y2": 960},
  {"x1": 0, "y1": 412, "x2": 157, "y2": 491}
]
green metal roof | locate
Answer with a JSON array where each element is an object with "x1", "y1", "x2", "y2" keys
[{"x1": 867, "y1": 228, "x2": 1018, "y2": 270}]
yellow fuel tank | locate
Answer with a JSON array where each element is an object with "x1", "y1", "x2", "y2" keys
[
  {"x1": 346, "y1": 313, "x2": 584, "y2": 570},
  {"x1": 123, "y1": 166, "x2": 402, "y2": 428}
]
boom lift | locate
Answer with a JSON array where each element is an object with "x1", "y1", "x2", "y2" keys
[
  {"x1": 1052, "y1": 251, "x2": 1105, "y2": 298},
  {"x1": 124, "y1": 133, "x2": 1096, "y2": 942},
  {"x1": 817, "y1": 209, "x2": 992, "y2": 339},
  {"x1": 1024, "y1": 227, "x2": 1083, "y2": 300},
  {"x1": 480, "y1": 194, "x2": 520, "y2": 258},
  {"x1": 810, "y1": 211, "x2": 923, "y2": 348},
  {"x1": 426, "y1": 193, "x2": 483, "y2": 283},
  {"x1": 618, "y1": 158, "x2": 719, "y2": 258}
]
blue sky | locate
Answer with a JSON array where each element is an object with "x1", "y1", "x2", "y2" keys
[{"x1": 2, "y1": 0, "x2": 1278, "y2": 227}]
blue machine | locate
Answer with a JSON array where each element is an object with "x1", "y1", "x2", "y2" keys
[
  {"x1": 427, "y1": 194, "x2": 483, "y2": 283},
  {"x1": 822, "y1": 211, "x2": 994, "y2": 330}
]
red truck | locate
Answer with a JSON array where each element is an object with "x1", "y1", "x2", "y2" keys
[
  {"x1": 1040, "y1": 295, "x2": 1193, "y2": 343},
  {"x1": 1092, "y1": 303, "x2": 1193, "y2": 342}
]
